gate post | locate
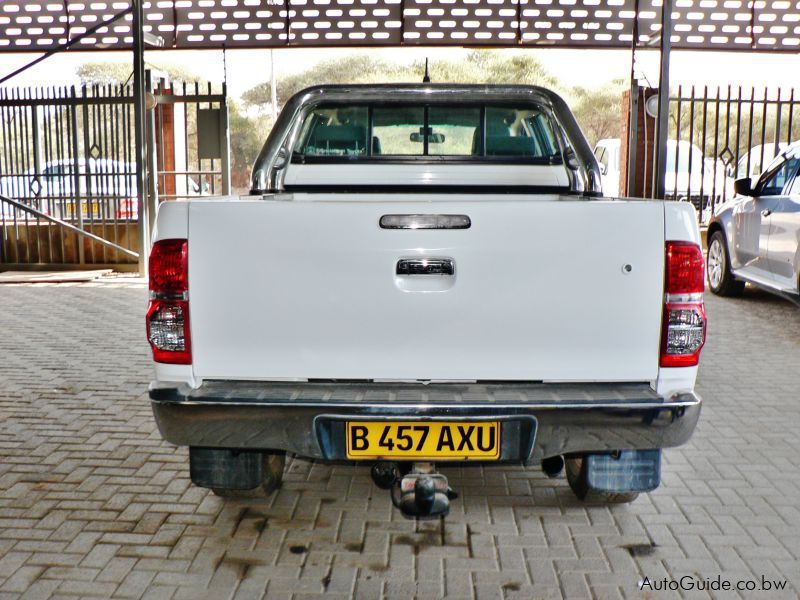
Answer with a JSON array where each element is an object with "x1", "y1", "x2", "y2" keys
[
  {"x1": 154, "y1": 79, "x2": 177, "y2": 201},
  {"x1": 31, "y1": 106, "x2": 42, "y2": 207},
  {"x1": 654, "y1": 0, "x2": 673, "y2": 200},
  {"x1": 220, "y1": 83, "x2": 232, "y2": 196},
  {"x1": 145, "y1": 70, "x2": 159, "y2": 236},
  {"x1": 132, "y1": 0, "x2": 148, "y2": 277},
  {"x1": 69, "y1": 97, "x2": 85, "y2": 265},
  {"x1": 620, "y1": 87, "x2": 658, "y2": 198}
]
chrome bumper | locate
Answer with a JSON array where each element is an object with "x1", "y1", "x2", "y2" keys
[{"x1": 149, "y1": 381, "x2": 701, "y2": 463}]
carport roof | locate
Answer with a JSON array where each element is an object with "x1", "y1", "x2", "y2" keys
[{"x1": 0, "y1": 0, "x2": 799, "y2": 53}]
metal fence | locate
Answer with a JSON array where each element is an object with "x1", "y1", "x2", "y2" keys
[
  {"x1": 667, "y1": 86, "x2": 800, "y2": 223},
  {"x1": 152, "y1": 79, "x2": 229, "y2": 203},
  {"x1": 0, "y1": 77, "x2": 228, "y2": 269},
  {"x1": 0, "y1": 84, "x2": 139, "y2": 267}
]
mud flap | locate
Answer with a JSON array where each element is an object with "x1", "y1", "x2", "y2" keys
[
  {"x1": 189, "y1": 447, "x2": 263, "y2": 490},
  {"x1": 585, "y1": 449, "x2": 661, "y2": 493}
]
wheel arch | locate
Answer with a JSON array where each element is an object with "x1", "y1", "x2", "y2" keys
[
  {"x1": 706, "y1": 220, "x2": 745, "y2": 296},
  {"x1": 706, "y1": 221, "x2": 725, "y2": 247}
]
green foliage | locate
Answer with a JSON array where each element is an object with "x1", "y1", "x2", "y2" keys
[
  {"x1": 74, "y1": 61, "x2": 257, "y2": 190},
  {"x1": 669, "y1": 98, "x2": 800, "y2": 166},
  {"x1": 570, "y1": 79, "x2": 626, "y2": 147},
  {"x1": 72, "y1": 54, "x2": 626, "y2": 191},
  {"x1": 241, "y1": 50, "x2": 622, "y2": 148},
  {"x1": 76, "y1": 61, "x2": 203, "y2": 86},
  {"x1": 227, "y1": 100, "x2": 273, "y2": 189},
  {"x1": 242, "y1": 55, "x2": 417, "y2": 107},
  {"x1": 243, "y1": 51, "x2": 563, "y2": 108},
  {"x1": 76, "y1": 62, "x2": 133, "y2": 85},
  {"x1": 462, "y1": 52, "x2": 560, "y2": 88}
]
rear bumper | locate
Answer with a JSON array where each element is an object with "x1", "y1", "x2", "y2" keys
[{"x1": 149, "y1": 381, "x2": 701, "y2": 463}]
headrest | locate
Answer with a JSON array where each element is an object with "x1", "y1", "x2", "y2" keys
[
  {"x1": 310, "y1": 125, "x2": 367, "y2": 147},
  {"x1": 485, "y1": 136, "x2": 537, "y2": 156}
]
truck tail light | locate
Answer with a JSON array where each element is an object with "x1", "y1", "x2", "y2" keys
[
  {"x1": 660, "y1": 241, "x2": 706, "y2": 367},
  {"x1": 147, "y1": 239, "x2": 191, "y2": 364}
]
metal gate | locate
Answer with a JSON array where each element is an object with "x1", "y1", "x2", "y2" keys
[
  {"x1": 0, "y1": 84, "x2": 139, "y2": 268},
  {"x1": 0, "y1": 76, "x2": 229, "y2": 270},
  {"x1": 667, "y1": 86, "x2": 800, "y2": 224},
  {"x1": 151, "y1": 78, "x2": 230, "y2": 205}
]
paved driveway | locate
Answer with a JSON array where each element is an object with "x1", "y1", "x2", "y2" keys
[{"x1": 0, "y1": 279, "x2": 798, "y2": 599}]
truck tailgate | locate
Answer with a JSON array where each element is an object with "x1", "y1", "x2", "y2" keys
[{"x1": 188, "y1": 196, "x2": 664, "y2": 382}]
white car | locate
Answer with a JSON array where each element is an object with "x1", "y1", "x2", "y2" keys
[
  {"x1": 146, "y1": 85, "x2": 705, "y2": 517},
  {"x1": 593, "y1": 138, "x2": 729, "y2": 217},
  {"x1": 0, "y1": 158, "x2": 137, "y2": 220},
  {"x1": 593, "y1": 138, "x2": 621, "y2": 197},
  {"x1": 725, "y1": 143, "x2": 788, "y2": 191},
  {"x1": 708, "y1": 142, "x2": 800, "y2": 301}
]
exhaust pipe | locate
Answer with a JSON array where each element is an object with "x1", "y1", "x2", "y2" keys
[
  {"x1": 541, "y1": 455, "x2": 565, "y2": 478},
  {"x1": 370, "y1": 461, "x2": 400, "y2": 490}
]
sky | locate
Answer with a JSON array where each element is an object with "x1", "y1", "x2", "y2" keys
[{"x1": 1, "y1": 46, "x2": 799, "y2": 101}]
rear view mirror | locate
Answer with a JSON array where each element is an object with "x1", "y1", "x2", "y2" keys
[
  {"x1": 733, "y1": 177, "x2": 753, "y2": 196},
  {"x1": 564, "y1": 147, "x2": 580, "y2": 170},
  {"x1": 274, "y1": 147, "x2": 288, "y2": 169},
  {"x1": 409, "y1": 132, "x2": 446, "y2": 144}
]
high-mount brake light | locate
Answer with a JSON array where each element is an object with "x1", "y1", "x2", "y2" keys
[
  {"x1": 147, "y1": 239, "x2": 191, "y2": 364},
  {"x1": 660, "y1": 241, "x2": 706, "y2": 368},
  {"x1": 379, "y1": 214, "x2": 471, "y2": 230}
]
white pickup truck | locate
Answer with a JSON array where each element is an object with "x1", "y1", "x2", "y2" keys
[{"x1": 147, "y1": 85, "x2": 705, "y2": 517}]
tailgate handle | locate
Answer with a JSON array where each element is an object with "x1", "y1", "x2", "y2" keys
[
  {"x1": 397, "y1": 258, "x2": 455, "y2": 276},
  {"x1": 380, "y1": 214, "x2": 470, "y2": 229}
]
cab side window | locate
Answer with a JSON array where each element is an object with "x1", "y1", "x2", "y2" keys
[
  {"x1": 788, "y1": 161, "x2": 800, "y2": 196},
  {"x1": 757, "y1": 157, "x2": 800, "y2": 196}
]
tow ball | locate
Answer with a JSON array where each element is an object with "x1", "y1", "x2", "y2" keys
[{"x1": 371, "y1": 461, "x2": 457, "y2": 518}]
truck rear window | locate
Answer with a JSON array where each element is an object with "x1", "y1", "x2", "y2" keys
[{"x1": 294, "y1": 104, "x2": 562, "y2": 162}]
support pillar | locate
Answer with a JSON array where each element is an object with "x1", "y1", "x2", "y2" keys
[
  {"x1": 145, "y1": 70, "x2": 159, "y2": 236},
  {"x1": 132, "y1": 0, "x2": 148, "y2": 277},
  {"x1": 155, "y1": 80, "x2": 177, "y2": 201},
  {"x1": 655, "y1": 0, "x2": 673, "y2": 200},
  {"x1": 620, "y1": 87, "x2": 658, "y2": 198},
  {"x1": 220, "y1": 83, "x2": 231, "y2": 196}
]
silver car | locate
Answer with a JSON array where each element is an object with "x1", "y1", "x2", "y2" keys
[{"x1": 707, "y1": 142, "x2": 800, "y2": 302}]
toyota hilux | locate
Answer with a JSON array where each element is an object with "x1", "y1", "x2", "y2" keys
[{"x1": 146, "y1": 84, "x2": 705, "y2": 517}]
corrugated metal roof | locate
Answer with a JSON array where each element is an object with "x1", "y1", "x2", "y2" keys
[{"x1": 0, "y1": 1, "x2": 797, "y2": 52}]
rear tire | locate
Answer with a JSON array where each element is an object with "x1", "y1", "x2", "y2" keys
[
  {"x1": 565, "y1": 456, "x2": 639, "y2": 504},
  {"x1": 212, "y1": 452, "x2": 285, "y2": 498},
  {"x1": 707, "y1": 231, "x2": 745, "y2": 296}
]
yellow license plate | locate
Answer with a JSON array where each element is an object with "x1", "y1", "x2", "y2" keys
[{"x1": 346, "y1": 421, "x2": 500, "y2": 460}]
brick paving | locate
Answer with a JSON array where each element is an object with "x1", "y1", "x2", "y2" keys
[{"x1": 0, "y1": 278, "x2": 798, "y2": 599}]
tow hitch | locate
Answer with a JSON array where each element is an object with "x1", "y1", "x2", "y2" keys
[{"x1": 371, "y1": 461, "x2": 457, "y2": 518}]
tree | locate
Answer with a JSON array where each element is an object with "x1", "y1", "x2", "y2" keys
[
  {"x1": 242, "y1": 55, "x2": 418, "y2": 109},
  {"x1": 242, "y1": 50, "x2": 563, "y2": 111},
  {"x1": 569, "y1": 79, "x2": 626, "y2": 147},
  {"x1": 74, "y1": 55, "x2": 627, "y2": 194},
  {"x1": 76, "y1": 61, "x2": 202, "y2": 86},
  {"x1": 463, "y1": 51, "x2": 560, "y2": 88},
  {"x1": 240, "y1": 50, "x2": 625, "y2": 149},
  {"x1": 227, "y1": 101, "x2": 272, "y2": 189},
  {"x1": 76, "y1": 62, "x2": 132, "y2": 85},
  {"x1": 74, "y1": 61, "x2": 257, "y2": 192}
]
